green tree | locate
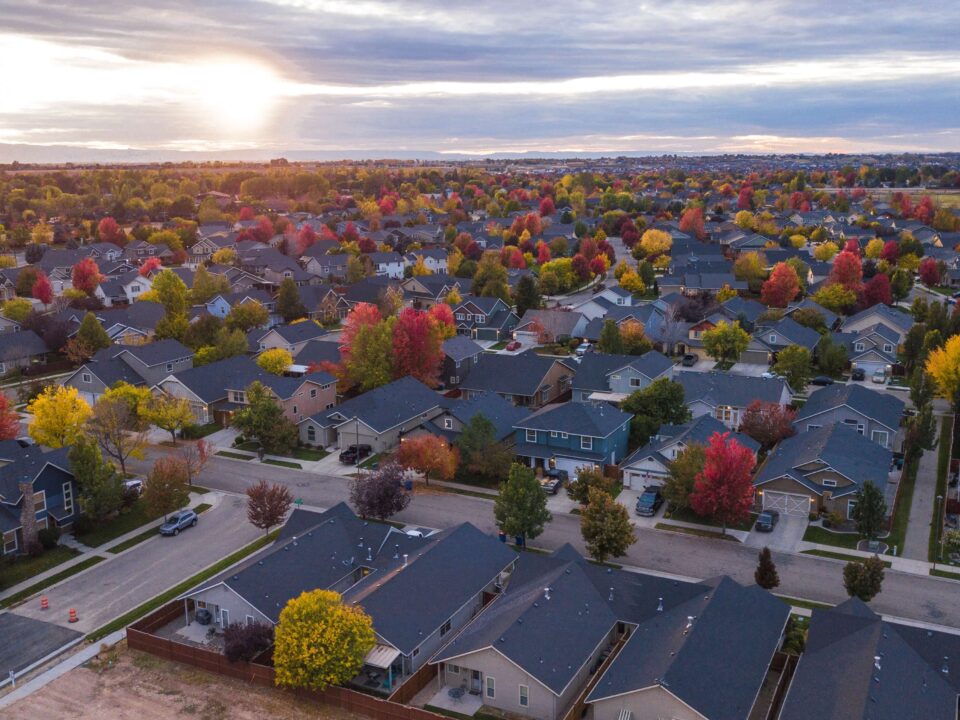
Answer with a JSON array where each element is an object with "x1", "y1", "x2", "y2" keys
[
  {"x1": 566, "y1": 466, "x2": 613, "y2": 505},
  {"x1": 183, "y1": 313, "x2": 223, "y2": 350},
  {"x1": 273, "y1": 589, "x2": 375, "y2": 691},
  {"x1": 701, "y1": 320, "x2": 749, "y2": 365},
  {"x1": 580, "y1": 486, "x2": 636, "y2": 564},
  {"x1": 225, "y1": 300, "x2": 269, "y2": 332},
  {"x1": 232, "y1": 381, "x2": 298, "y2": 454},
  {"x1": 493, "y1": 463, "x2": 552, "y2": 546},
  {"x1": 816, "y1": 336, "x2": 848, "y2": 376},
  {"x1": 144, "y1": 455, "x2": 191, "y2": 521},
  {"x1": 151, "y1": 269, "x2": 189, "y2": 316},
  {"x1": 471, "y1": 251, "x2": 510, "y2": 300},
  {"x1": 344, "y1": 317, "x2": 395, "y2": 392},
  {"x1": 455, "y1": 414, "x2": 513, "y2": 485},
  {"x1": 754, "y1": 547, "x2": 780, "y2": 590},
  {"x1": 68, "y1": 435, "x2": 123, "y2": 521},
  {"x1": 76, "y1": 311, "x2": 112, "y2": 353},
  {"x1": 773, "y1": 345, "x2": 812, "y2": 391},
  {"x1": 843, "y1": 555, "x2": 885, "y2": 601},
  {"x1": 190, "y1": 264, "x2": 230, "y2": 304},
  {"x1": 277, "y1": 278, "x2": 307, "y2": 322},
  {"x1": 598, "y1": 319, "x2": 624, "y2": 354},
  {"x1": 850, "y1": 481, "x2": 887, "y2": 541},
  {"x1": 910, "y1": 370, "x2": 935, "y2": 409},
  {"x1": 663, "y1": 443, "x2": 704, "y2": 510},
  {"x1": 621, "y1": 378, "x2": 691, "y2": 448},
  {"x1": 514, "y1": 275, "x2": 541, "y2": 316}
]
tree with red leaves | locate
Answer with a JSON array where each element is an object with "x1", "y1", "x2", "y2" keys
[
  {"x1": 737, "y1": 187, "x2": 754, "y2": 210},
  {"x1": 71, "y1": 257, "x2": 102, "y2": 296},
  {"x1": 578, "y1": 237, "x2": 597, "y2": 262},
  {"x1": 296, "y1": 225, "x2": 317, "y2": 254},
  {"x1": 251, "y1": 216, "x2": 274, "y2": 243},
  {"x1": 245, "y1": 479, "x2": 293, "y2": 536},
  {"x1": 787, "y1": 191, "x2": 806, "y2": 210},
  {"x1": 392, "y1": 308, "x2": 446, "y2": 387},
  {"x1": 572, "y1": 254, "x2": 592, "y2": 282},
  {"x1": 761, "y1": 262, "x2": 801, "y2": 308},
  {"x1": 319, "y1": 225, "x2": 338, "y2": 243},
  {"x1": 689, "y1": 432, "x2": 756, "y2": 534},
  {"x1": 97, "y1": 217, "x2": 125, "y2": 246},
  {"x1": 464, "y1": 241, "x2": 482, "y2": 261},
  {"x1": 238, "y1": 206, "x2": 256, "y2": 221},
  {"x1": 828, "y1": 251, "x2": 863, "y2": 292},
  {"x1": 396, "y1": 434, "x2": 458, "y2": 486},
  {"x1": 427, "y1": 303, "x2": 455, "y2": 338},
  {"x1": 536, "y1": 241, "x2": 551, "y2": 265},
  {"x1": 880, "y1": 240, "x2": 899, "y2": 264},
  {"x1": 342, "y1": 222, "x2": 360, "y2": 244},
  {"x1": 0, "y1": 394, "x2": 20, "y2": 440},
  {"x1": 738, "y1": 401, "x2": 796, "y2": 451},
  {"x1": 918, "y1": 257, "x2": 942, "y2": 286},
  {"x1": 358, "y1": 237, "x2": 376, "y2": 254},
  {"x1": 539, "y1": 197, "x2": 555, "y2": 217},
  {"x1": 589, "y1": 256, "x2": 607, "y2": 277},
  {"x1": 860, "y1": 273, "x2": 892, "y2": 308},
  {"x1": 139, "y1": 257, "x2": 162, "y2": 277},
  {"x1": 31, "y1": 272, "x2": 53, "y2": 305},
  {"x1": 914, "y1": 195, "x2": 935, "y2": 225},
  {"x1": 843, "y1": 239, "x2": 861, "y2": 256},
  {"x1": 679, "y1": 207, "x2": 705, "y2": 240}
]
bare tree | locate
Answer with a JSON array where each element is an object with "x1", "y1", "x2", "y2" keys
[
  {"x1": 350, "y1": 462, "x2": 411, "y2": 520},
  {"x1": 179, "y1": 439, "x2": 212, "y2": 486},
  {"x1": 86, "y1": 396, "x2": 147, "y2": 477},
  {"x1": 246, "y1": 479, "x2": 293, "y2": 535}
]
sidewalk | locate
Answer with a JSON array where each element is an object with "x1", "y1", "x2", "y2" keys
[
  {"x1": 799, "y1": 541, "x2": 945, "y2": 576},
  {"x1": 901, "y1": 410, "x2": 948, "y2": 560}
]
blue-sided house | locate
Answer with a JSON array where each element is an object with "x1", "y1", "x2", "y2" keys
[{"x1": 513, "y1": 402, "x2": 632, "y2": 476}]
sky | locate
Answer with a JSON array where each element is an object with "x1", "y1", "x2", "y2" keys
[{"x1": 1, "y1": 0, "x2": 959, "y2": 161}]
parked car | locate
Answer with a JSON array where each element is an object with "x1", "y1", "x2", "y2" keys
[
  {"x1": 850, "y1": 368, "x2": 866, "y2": 381},
  {"x1": 681, "y1": 353, "x2": 698, "y2": 367},
  {"x1": 952, "y1": 290, "x2": 960, "y2": 299},
  {"x1": 540, "y1": 468, "x2": 569, "y2": 494},
  {"x1": 754, "y1": 510, "x2": 780, "y2": 532},
  {"x1": 575, "y1": 342, "x2": 593, "y2": 356},
  {"x1": 339, "y1": 444, "x2": 373, "y2": 464},
  {"x1": 123, "y1": 478, "x2": 144, "y2": 496},
  {"x1": 761, "y1": 371, "x2": 783, "y2": 380},
  {"x1": 159, "y1": 509, "x2": 198, "y2": 536},
  {"x1": 871, "y1": 368, "x2": 887, "y2": 384},
  {"x1": 635, "y1": 486, "x2": 664, "y2": 517},
  {"x1": 505, "y1": 340, "x2": 521, "y2": 352},
  {"x1": 810, "y1": 375, "x2": 834, "y2": 386}
]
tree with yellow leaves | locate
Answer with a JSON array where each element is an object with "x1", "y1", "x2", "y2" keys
[
  {"x1": 28, "y1": 385, "x2": 92, "y2": 448},
  {"x1": 144, "y1": 393, "x2": 195, "y2": 444},
  {"x1": 274, "y1": 589, "x2": 375, "y2": 692},
  {"x1": 864, "y1": 238, "x2": 885, "y2": 259},
  {"x1": 618, "y1": 269, "x2": 646, "y2": 294},
  {"x1": 716, "y1": 284, "x2": 739, "y2": 302},
  {"x1": 256, "y1": 348, "x2": 293, "y2": 375},
  {"x1": 637, "y1": 229, "x2": 672, "y2": 259},
  {"x1": 444, "y1": 287, "x2": 462, "y2": 306},
  {"x1": 211, "y1": 247, "x2": 237, "y2": 265},
  {"x1": 926, "y1": 335, "x2": 960, "y2": 410},
  {"x1": 734, "y1": 210, "x2": 754, "y2": 230},
  {"x1": 410, "y1": 255, "x2": 432, "y2": 276},
  {"x1": 813, "y1": 241, "x2": 840, "y2": 262}
]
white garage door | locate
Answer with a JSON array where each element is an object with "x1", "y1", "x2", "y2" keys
[
  {"x1": 763, "y1": 491, "x2": 810, "y2": 517},
  {"x1": 553, "y1": 457, "x2": 588, "y2": 477}
]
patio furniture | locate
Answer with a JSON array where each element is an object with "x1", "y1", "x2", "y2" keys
[{"x1": 448, "y1": 686, "x2": 466, "y2": 703}]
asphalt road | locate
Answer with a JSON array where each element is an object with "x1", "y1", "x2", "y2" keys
[
  {"x1": 0, "y1": 614, "x2": 82, "y2": 676},
  {"x1": 174, "y1": 452, "x2": 960, "y2": 630},
  {"x1": 13, "y1": 493, "x2": 260, "y2": 633}
]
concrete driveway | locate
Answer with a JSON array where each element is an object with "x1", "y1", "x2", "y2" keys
[
  {"x1": 618, "y1": 486, "x2": 665, "y2": 528},
  {"x1": 744, "y1": 514, "x2": 808, "y2": 553},
  {"x1": 676, "y1": 359, "x2": 714, "y2": 374},
  {"x1": 730, "y1": 362, "x2": 770, "y2": 377}
]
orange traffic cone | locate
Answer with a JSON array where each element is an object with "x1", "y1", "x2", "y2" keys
[
  {"x1": 68, "y1": 608, "x2": 78, "y2": 623},
  {"x1": 40, "y1": 596, "x2": 49, "y2": 610}
]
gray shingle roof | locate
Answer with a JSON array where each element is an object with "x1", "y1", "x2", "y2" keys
[
  {"x1": 442, "y1": 392, "x2": 531, "y2": 441},
  {"x1": 515, "y1": 401, "x2": 632, "y2": 438},
  {"x1": 0, "y1": 330, "x2": 47, "y2": 361},
  {"x1": 442, "y1": 335, "x2": 483, "y2": 363},
  {"x1": 121, "y1": 338, "x2": 192, "y2": 367},
  {"x1": 676, "y1": 371, "x2": 789, "y2": 409},
  {"x1": 460, "y1": 351, "x2": 574, "y2": 397},
  {"x1": 308, "y1": 376, "x2": 440, "y2": 432},
  {"x1": 293, "y1": 339, "x2": 342, "y2": 366},
  {"x1": 622, "y1": 415, "x2": 760, "y2": 469},
  {"x1": 794, "y1": 383, "x2": 903, "y2": 433},
  {"x1": 572, "y1": 352, "x2": 673, "y2": 393}
]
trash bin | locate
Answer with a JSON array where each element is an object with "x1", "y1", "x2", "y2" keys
[
  {"x1": 498, "y1": 532, "x2": 507, "y2": 543},
  {"x1": 515, "y1": 535, "x2": 525, "y2": 547},
  {"x1": 404, "y1": 480, "x2": 413, "y2": 491}
]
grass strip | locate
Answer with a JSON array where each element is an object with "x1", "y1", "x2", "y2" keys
[
  {"x1": 263, "y1": 459, "x2": 302, "y2": 469},
  {"x1": 0, "y1": 546, "x2": 80, "y2": 591},
  {"x1": 215, "y1": 450, "x2": 255, "y2": 461},
  {"x1": 1, "y1": 556, "x2": 105, "y2": 609},
  {"x1": 886, "y1": 454, "x2": 919, "y2": 554},
  {"x1": 87, "y1": 529, "x2": 280, "y2": 642},
  {"x1": 802, "y1": 525, "x2": 862, "y2": 549},
  {"x1": 287, "y1": 447, "x2": 328, "y2": 461},
  {"x1": 931, "y1": 568, "x2": 960, "y2": 581},
  {"x1": 801, "y1": 549, "x2": 892, "y2": 567},
  {"x1": 930, "y1": 416, "x2": 955, "y2": 562},
  {"x1": 654, "y1": 523, "x2": 739, "y2": 541},
  {"x1": 775, "y1": 595, "x2": 834, "y2": 611}
]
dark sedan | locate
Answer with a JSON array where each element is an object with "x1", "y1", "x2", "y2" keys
[
  {"x1": 810, "y1": 375, "x2": 835, "y2": 386},
  {"x1": 754, "y1": 510, "x2": 780, "y2": 532}
]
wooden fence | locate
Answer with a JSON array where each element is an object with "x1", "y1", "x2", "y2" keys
[
  {"x1": 388, "y1": 661, "x2": 437, "y2": 705},
  {"x1": 127, "y1": 603, "x2": 449, "y2": 720},
  {"x1": 765, "y1": 652, "x2": 799, "y2": 720}
]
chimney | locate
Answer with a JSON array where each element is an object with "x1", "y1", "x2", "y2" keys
[
  {"x1": 544, "y1": 587, "x2": 552, "y2": 601},
  {"x1": 358, "y1": 536, "x2": 364, "y2": 548},
  {"x1": 18, "y1": 480, "x2": 38, "y2": 553},
  {"x1": 393, "y1": 544, "x2": 399, "y2": 559}
]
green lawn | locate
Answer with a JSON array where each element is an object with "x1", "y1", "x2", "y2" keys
[
  {"x1": 931, "y1": 568, "x2": 960, "y2": 581},
  {"x1": 0, "y1": 556, "x2": 105, "y2": 609},
  {"x1": 664, "y1": 505, "x2": 757, "y2": 532},
  {"x1": 887, "y1": 454, "x2": 919, "y2": 555},
  {"x1": 655, "y1": 523, "x2": 739, "y2": 541},
  {"x1": 264, "y1": 458, "x2": 302, "y2": 469},
  {"x1": 712, "y1": 360, "x2": 735, "y2": 371},
  {"x1": 234, "y1": 441, "x2": 260, "y2": 451},
  {"x1": 802, "y1": 549, "x2": 892, "y2": 567},
  {"x1": 359, "y1": 452, "x2": 382, "y2": 469},
  {"x1": 77, "y1": 500, "x2": 161, "y2": 548},
  {"x1": 182, "y1": 422, "x2": 221, "y2": 439},
  {"x1": 0, "y1": 546, "x2": 80, "y2": 592},
  {"x1": 287, "y1": 447, "x2": 328, "y2": 461},
  {"x1": 489, "y1": 341, "x2": 508, "y2": 350},
  {"x1": 802, "y1": 525, "x2": 862, "y2": 549},
  {"x1": 215, "y1": 450, "x2": 255, "y2": 461},
  {"x1": 930, "y1": 416, "x2": 955, "y2": 562},
  {"x1": 87, "y1": 529, "x2": 281, "y2": 642}
]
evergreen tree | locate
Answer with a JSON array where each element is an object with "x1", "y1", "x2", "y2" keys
[
  {"x1": 493, "y1": 463, "x2": 551, "y2": 546},
  {"x1": 850, "y1": 481, "x2": 887, "y2": 541},
  {"x1": 580, "y1": 486, "x2": 636, "y2": 564},
  {"x1": 77, "y1": 312, "x2": 111, "y2": 353},
  {"x1": 598, "y1": 319, "x2": 624, "y2": 354},
  {"x1": 754, "y1": 547, "x2": 780, "y2": 590},
  {"x1": 514, "y1": 275, "x2": 541, "y2": 316},
  {"x1": 277, "y1": 278, "x2": 307, "y2": 322}
]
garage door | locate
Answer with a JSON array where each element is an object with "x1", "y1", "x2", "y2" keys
[
  {"x1": 553, "y1": 457, "x2": 588, "y2": 477},
  {"x1": 763, "y1": 491, "x2": 810, "y2": 517}
]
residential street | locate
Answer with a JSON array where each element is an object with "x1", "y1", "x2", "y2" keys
[{"x1": 149, "y1": 450, "x2": 960, "y2": 630}]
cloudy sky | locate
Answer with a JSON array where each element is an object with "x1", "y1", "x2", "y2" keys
[{"x1": 1, "y1": 0, "x2": 958, "y2": 160}]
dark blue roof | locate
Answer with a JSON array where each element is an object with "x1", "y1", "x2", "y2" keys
[
  {"x1": 442, "y1": 392, "x2": 531, "y2": 441},
  {"x1": 572, "y1": 351, "x2": 673, "y2": 393},
  {"x1": 460, "y1": 351, "x2": 574, "y2": 397},
  {"x1": 516, "y1": 401, "x2": 632, "y2": 438},
  {"x1": 676, "y1": 372, "x2": 789, "y2": 409},
  {"x1": 794, "y1": 383, "x2": 903, "y2": 433},
  {"x1": 309, "y1": 376, "x2": 440, "y2": 432}
]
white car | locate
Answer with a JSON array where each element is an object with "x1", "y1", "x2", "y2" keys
[
  {"x1": 871, "y1": 369, "x2": 888, "y2": 384},
  {"x1": 575, "y1": 342, "x2": 593, "y2": 356},
  {"x1": 761, "y1": 371, "x2": 783, "y2": 380}
]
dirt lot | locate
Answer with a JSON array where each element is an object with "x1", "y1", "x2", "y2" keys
[{"x1": 7, "y1": 643, "x2": 366, "y2": 720}]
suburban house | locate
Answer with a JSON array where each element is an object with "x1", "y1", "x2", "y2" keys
[
  {"x1": 753, "y1": 424, "x2": 893, "y2": 519},
  {"x1": 64, "y1": 338, "x2": 194, "y2": 405},
  {"x1": 298, "y1": 376, "x2": 442, "y2": 451},
  {"x1": 676, "y1": 372, "x2": 792, "y2": 429},
  {"x1": 368, "y1": 251, "x2": 405, "y2": 278},
  {"x1": 0, "y1": 329, "x2": 47, "y2": 375},
  {"x1": 793, "y1": 383, "x2": 904, "y2": 450},
  {"x1": 401, "y1": 274, "x2": 462, "y2": 309},
  {"x1": 717, "y1": 296, "x2": 768, "y2": 331},
  {"x1": 453, "y1": 296, "x2": 519, "y2": 341},
  {"x1": 61, "y1": 301, "x2": 168, "y2": 345},
  {"x1": 95, "y1": 270, "x2": 153, "y2": 307},
  {"x1": 513, "y1": 401, "x2": 632, "y2": 475},
  {"x1": 620, "y1": 415, "x2": 759, "y2": 489},
  {"x1": 572, "y1": 285, "x2": 634, "y2": 320},
  {"x1": 124, "y1": 239, "x2": 174, "y2": 262},
  {"x1": 460, "y1": 351, "x2": 576, "y2": 408},
  {"x1": 841, "y1": 303, "x2": 914, "y2": 344},
  {"x1": 571, "y1": 351, "x2": 674, "y2": 403},
  {"x1": 513, "y1": 309, "x2": 589, "y2": 345},
  {"x1": 784, "y1": 298, "x2": 840, "y2": 331},
  {"x1": 433, "y1": 545, "x2": 788, "y2": 720},
  {"x1": 0, "y1": 443, "x2": 78, "y2": 555},
  {"x1": 293, "y1": 339, "x2": 341, "y2": 369},
  {"x1": 204, "y1": 290, "x2": 276, "y2": 325},
  {"x1": 831, "y1": 323, "x2": 900, "y2": 376},
  {"x1": 180, "y1": 504, "x2": 516, "y2": 691},
  {"x1": 753, "y1": 315, "x2": 822, "y2": 357},
  {"x1": 411, "y1": 392, "x2": 530, "y2": 445},
  {"x1": 301, "y1": 252, "x2": 350, "y2": 280},
  {"x1": 248, "y1": 322, "x2": 328, "y2": 356},
  {"x1": 441, "y1": 335, "x2": 484, "y2": 389},
  {"x1": 404, "y1": 248, "x2": 449, "y2": 274},
  {"x1": 298, "y1": 284, "x2": 351, "y2": 322},
  {"x1": 155, "y1": 355, "x2": 336, "y2": 426}
]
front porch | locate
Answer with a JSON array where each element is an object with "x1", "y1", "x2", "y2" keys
[
  {"x1": 411, "y1": 680, "x2": 485, "y2": 717},
  {"x1": 346, "y1": 643, "x2": 406, "y2": 695}
]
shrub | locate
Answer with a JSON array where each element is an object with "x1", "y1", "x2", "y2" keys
[
  {"x1": 72, "y1": 514, "x2": 95, "y2": 536},
  {"x1": 38, "y1": 526, "x2": 60, "y2": 550},
  {"x1": 224, "y1": 621, "x2": 274, "y2": 663},
  {"x1": 26, "y1": 540, "x2": 44, "y2": 558}
]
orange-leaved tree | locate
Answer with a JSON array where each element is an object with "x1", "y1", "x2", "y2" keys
[{"x1": 396, "y1": 434, "x2": 458, "y2": 485}]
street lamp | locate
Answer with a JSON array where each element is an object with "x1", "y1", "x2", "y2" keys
[{"x1": 935, "y1": 494, "x2": 944, "y2": 571}]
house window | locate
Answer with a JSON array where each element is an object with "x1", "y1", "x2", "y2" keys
[
  {"x1": 581, "y1": 436, "x2": 593, "y2": 450},
  {"x1": 561, "y1": 432, "x2": 568, "y2": 439},
  {"x1": 246, "y1": 615, "x2": 255, "y2": 626},
  {"x1": 611, "y1": 375, "x2": 621, "y2": 381},
  {"x1": 131, "y1": 284, "x2": 141, "y2": 293},
  {"x1": 519, "y1": 685, "x2": 529, "y2": 707},
  {"x1": 3, "y1": 531, "x2": 16, "y2": 554},
  {"x1": 231, "y1": 390, "x2": 246, "y2": 403},
  {"x1": 34, "y1": 490, "x2": 46, "y2": 514},
  {"x1": 307, "y1": 425, "x2": 316, "y2": 442},
  {"x1": 807, "y1": 424, "x2": 822, "y2": 431},
  {"x1": 166, "y1": 362, "x2": 173, "y2": 372},
  {"x1": 616, "y1": 298, "x2": 624, "y2": 305},
  {"x1": 883, "y1": 344, "x2": 893, "y2": 353},
  {"x1": 550, "y1": 431, "x2": 558, "y2": 437},
  {"x1": 220, "y1": 609, "x2": 230, "y2": 627},
  {"x1": 486, "y1": 677, "x2": 495, "y2": 699},
  {"x1": 62, "y1": 482, "x2": 74, "y2": 515},
  {"x1": 769, "y1": 334, "x2": 777, "y2": 343},
  {"x1": 526, "y1": 429, "x2": 537, "y2": 443},
  {"x1": 440, "y1": 619, "x2": 452, "y2": 637},
  {"x1": 629, "y1": 377, "x2": 642, "y2": 388},
  {"x1": 872, "y1": 430, "x2": 889, "y2": 447},
  {"x1": 854, "y1": 342, "x2": 865, "y2": 352},
  {"x1": 716, "y1": 406, "x2": 734, "y2": 423},
  {"x1": 293, "y1": 405, "x2": 298, "y2": 416},
  {"x1": 447, "y1": 664, "x2": 460, "y2": 674},
  {"x1": 444, "y1": 418, "x2": 454, "y2": 430},
  {"x1": 455, "y1": 313, "x2": 465, "y2": 321},
  {"x1": 412, "y1": 648, "x2": 420, "y2": 658},
  {"x1": 310, "y1": 388, "x2": 317, "y2": 398},
  {"x1": 476, "y1": 315, "x2": 485, "y2": 324},
  {"x1": 82, "y1": 373, "x2": 92, "y2": 383},
  {"x1": 822, "y1": 479, "x2": 838, "y2": 487},
  {"x1": 847, "y1": 500, "x2": 857, "y2": 519}
]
